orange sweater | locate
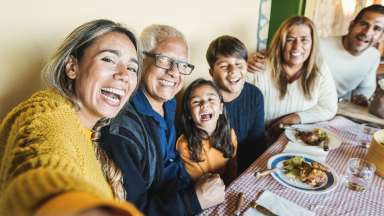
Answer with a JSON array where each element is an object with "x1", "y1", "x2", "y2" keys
[{"x1": 176, "y1": 130, "x2": 238, "y2": 185}]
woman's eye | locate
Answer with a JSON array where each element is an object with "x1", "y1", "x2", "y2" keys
[
  {"x1": 287, "y1": 38, "x2": 294, "y2": 42},
  {"x1": 102, "y1": 57, "x2": 115, "y2": 64},
  {"x1": 219, "y1": 66, "x2": 228, "y2": 70},
  {"x1": 127, "y1": 66, "x2": 138, "y2": 73}
]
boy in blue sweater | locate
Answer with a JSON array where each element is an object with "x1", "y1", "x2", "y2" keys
[{"x1": 206, "y1": 35, "x2": 267, "y2": 173}]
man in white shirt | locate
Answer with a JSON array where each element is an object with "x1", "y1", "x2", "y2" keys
[{"x1": 248, "y1": 4, "x2": 384, "y2": 106}]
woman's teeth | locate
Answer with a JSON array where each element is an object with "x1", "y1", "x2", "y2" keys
[
  {"x1": 101, "y1": 87, "x2": 125, "y2": 104},
  {"x1": 101, "y1": 87, "x2": 125, "y2": 97},
  {"x1": 291, "y1": 51, "x2": 301, "y2": 57}
]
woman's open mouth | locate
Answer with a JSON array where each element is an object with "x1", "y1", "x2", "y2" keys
[{"x1": 100, "y1": 87, "x2": 125, "y2": 106}]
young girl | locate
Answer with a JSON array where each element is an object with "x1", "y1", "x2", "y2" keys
[{"x1": 176, "y1": 79, "x2": 237, "y2": 185}]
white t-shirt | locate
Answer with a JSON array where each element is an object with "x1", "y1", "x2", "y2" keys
[
  {"x1": 247, "y1": 63, "x2": 338, "y2": 124},
  {"x1": 320, "y1": 36, "x2": 380, "y2": 99}
]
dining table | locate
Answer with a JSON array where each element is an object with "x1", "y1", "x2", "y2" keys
[
  {"x1": 337, "y1": 101, "x2": 384, "y2": 127},
  {"x1": 199, "y1": 116, "x2": 384, "y2": 216}
]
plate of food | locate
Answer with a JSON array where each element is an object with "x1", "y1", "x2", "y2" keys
[
  {"x1": 267, "y1": 153, "x2": 338, "y2": 193},
  {"x1": 285, "y1": 125, "x2": 342, "y2": 150}
]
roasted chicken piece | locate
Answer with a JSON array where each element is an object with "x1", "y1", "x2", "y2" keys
[
  {"x1": 296, "y1": 128, "x2": 329, "y2": 146},
  {"x1": 301, "y1": 165, "x2": 327, "y2": 187},
  {"x1": 283, "y1": 156, "x2": 328, "y2": 187}
]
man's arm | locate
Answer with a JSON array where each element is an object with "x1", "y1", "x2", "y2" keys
[{"x1": 101, "y1": 129, "x2": 202, "y2": 216}]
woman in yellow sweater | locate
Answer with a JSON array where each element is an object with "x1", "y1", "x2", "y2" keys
[
  {"x1": 176, "y1": 79, "x2": 237, "y2": 186},
  {"x1": 0, "y1": 19, "x2": 142, "y2": 216}
]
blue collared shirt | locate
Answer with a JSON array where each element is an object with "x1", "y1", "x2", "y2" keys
[{"x1": 132, "y1": 89, "x2": 191, "y2": 185}]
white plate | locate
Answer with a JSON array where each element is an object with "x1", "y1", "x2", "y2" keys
[
  {"x1": 285, "y1": 124, "x2": 342, "y2": 150},
  {"x1": 267, "y1": 153, "x2": 338, "y2": 193}
]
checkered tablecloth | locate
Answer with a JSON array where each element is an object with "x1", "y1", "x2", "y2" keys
[{"x1": 199, "y1": 116, "x2": 384, "y2": 216}]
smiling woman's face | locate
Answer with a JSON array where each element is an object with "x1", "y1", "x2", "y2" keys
[
  {"x1": 282, "y1": 24, "x2": 312, "y2": 69},
  {"x1": 65, "y1": 31, "x2": 139, "y2": 128}
]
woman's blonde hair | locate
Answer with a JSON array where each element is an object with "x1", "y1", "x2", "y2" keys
[
  {"x1": 43, "y1": 19, "x2": 141, "y2": 201},
  {"x1": 267, "y1": 16, "x2": 320, "y2": 99},
  {"x1": 43, "y1": 19, "x2": 141, "y2": 104}
]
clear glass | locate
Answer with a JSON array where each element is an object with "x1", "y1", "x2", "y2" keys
[{"x1": 343, "y1": 158, "x2": 376, "y2": 191}]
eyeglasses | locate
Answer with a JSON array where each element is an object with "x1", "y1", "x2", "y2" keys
[{"x1": 143, "y1": 51, "x2": 194, "y2": 75}]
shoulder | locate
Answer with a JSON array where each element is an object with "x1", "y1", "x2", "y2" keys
[
  {"x1": 107, "y1": 102, "x2": 145, "y2": 137},
  {"x1": 238, "y1": 83, "x2": 264, "y2": 106},
  {"x1": 244, "y1": 82, "x2": 263, "y2": 96},
  {"x1": 317, "y1": 61, "x2": 333, "y2": 79},
  {"x1": 103, "y1": 103, "x2": 148, "y2": 152},
  {"x1": 176, "y1": 134, "x2": 190, "y2": 156},
  {"x1": 364, "y1": 47, "x2": 381, "y2": 61},
  {"x1": 1, "y1": 89, "x2": 77, "y2": 135}
]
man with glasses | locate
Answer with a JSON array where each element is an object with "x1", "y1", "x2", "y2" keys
[
  {"x1": 101, "y1": 25, "x2": 225, "y2": 216},
  {"x1": 143, "y1": 51, "x2": 195, "y2": 75}
]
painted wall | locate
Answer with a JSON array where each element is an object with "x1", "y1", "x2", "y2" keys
[
  {"x1": 0, "y1": 0, "x2": 261, "y2": 119},
  {"x1": 268, "y1": 0, "x2": 306, "y2": 43},
  {"x1": 305, "y1": 0, "x2": 373, "y2": 37}
]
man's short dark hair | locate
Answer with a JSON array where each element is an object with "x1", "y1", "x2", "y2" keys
[
  {"x1": 353, "y1": 4, "x2": 384, "y2": 23},
  {"x1": 206, "y1": 35, "x2": 248, "y2": 68}
]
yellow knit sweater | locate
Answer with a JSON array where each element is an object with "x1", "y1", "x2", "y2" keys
[{"x1": 0, "y1": 89, "x2": 139, "y2": 215}]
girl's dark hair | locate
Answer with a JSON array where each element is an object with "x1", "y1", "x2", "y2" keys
[{"x1": 180, "y1": 78, "x2": 234, "y2": 162}]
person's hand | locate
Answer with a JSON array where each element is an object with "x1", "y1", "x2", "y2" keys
[
  {"x1": 267, "y1": 113, "x2": 301, "y2": 138},
  {"x1": 195, "y1": 173, "x2": 225, "y2": 209},
  {"x1": 247, "y1": 52, "x2": 266, "y2": 73},
  {"x1": 351, "y1": 94, "x2": 369, "y2": 106}
]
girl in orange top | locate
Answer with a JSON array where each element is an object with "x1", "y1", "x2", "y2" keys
[{"x1": 176, "y1": 79, "x2": 237, "y2": 185}]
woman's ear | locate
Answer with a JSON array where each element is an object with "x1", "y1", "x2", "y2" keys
[{"x1": 65, "y1": 55, "x2": 79, "y2": 80}]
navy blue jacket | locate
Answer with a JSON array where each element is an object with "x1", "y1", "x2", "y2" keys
[{"x1": 101, "y1": 90, "x2": 201, "y2": 215}]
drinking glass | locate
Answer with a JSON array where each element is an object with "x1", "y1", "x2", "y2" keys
[{"x1": 343, "y1": 158, "x2": 376, "y2": 191}]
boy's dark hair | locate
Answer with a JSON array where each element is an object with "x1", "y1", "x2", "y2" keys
[
  {"x1": 180, "y1": 78, "x2": 234, "y2": 162},
  {"x1": 206, "y1": 35, "x2": 248, "y2": 68},
  {"x1": 353, "y1": 4, "x2": 384, "y2": 23}
]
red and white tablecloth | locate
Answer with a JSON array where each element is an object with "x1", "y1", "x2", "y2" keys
[{"x1": 199, "y1": 116, "x2": 384, "y2": 216}]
